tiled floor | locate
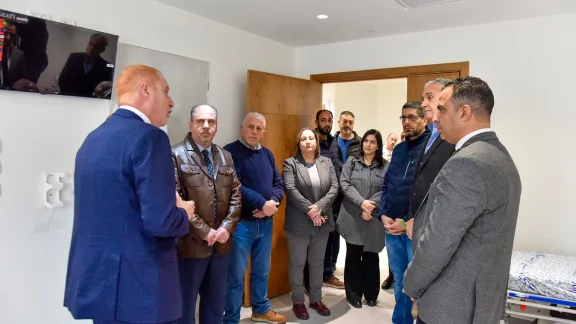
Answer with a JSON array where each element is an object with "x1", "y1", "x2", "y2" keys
[{"x1": 237, "y1": 238, "x2": 406, "y2": 323}]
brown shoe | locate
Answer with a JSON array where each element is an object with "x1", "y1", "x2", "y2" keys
[
  {"x1": 323, "y1": 277, "x2": 345, "y2": 289},
  {"x1": 309, "y1": 300, "x2": 331, "y2": 316},
  {"x1": 251, "y1": 310, "x2": 287, "y2": 323},
  {"x1": 292, "y1": 303, "x2": 309, "y2": 320}
]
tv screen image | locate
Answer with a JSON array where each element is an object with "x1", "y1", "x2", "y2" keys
[{"x1": 0, "y1": 9, "x2": 119, "y2": 99}]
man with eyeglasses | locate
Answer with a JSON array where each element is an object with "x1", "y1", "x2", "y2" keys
[{"x1": 378, "y1": 101, "x2": 430, "y2": 324}]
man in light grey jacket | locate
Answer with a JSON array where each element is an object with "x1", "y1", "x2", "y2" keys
[{"x1": 404, "y1": 76, "x2": 522, "y2": 324}]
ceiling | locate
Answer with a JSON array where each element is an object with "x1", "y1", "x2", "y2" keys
[{"x1": 156, "y1": 0, "x2": 576, "y2": 47}]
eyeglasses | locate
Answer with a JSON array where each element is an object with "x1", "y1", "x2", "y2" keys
[{"x1": 399, "y1": 115, "x2": 422, "y2": 122}]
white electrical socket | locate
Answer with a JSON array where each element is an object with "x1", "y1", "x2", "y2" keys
[{"x1": 42, "y1": 172, "x2": 66, "y2": 209}]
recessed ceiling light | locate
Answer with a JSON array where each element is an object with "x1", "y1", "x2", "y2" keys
[{"x1": 317, "y1": 14, "x2": 328, "y2": 19}]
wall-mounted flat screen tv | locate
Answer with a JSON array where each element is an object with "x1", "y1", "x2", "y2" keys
[{"x1": 0, "y1": 9, "x2": 119, "y2": 99}]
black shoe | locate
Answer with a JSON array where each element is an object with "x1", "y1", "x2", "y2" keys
[
  {"x1": 381, "y1": 277, "x2": 394, "y2": 290},
  {"x1": 366, "y1": 300, "x2": 377, "y2": 307},
  {"x1": 346, "y1": 297, "x2": 362, "y2": 308}
]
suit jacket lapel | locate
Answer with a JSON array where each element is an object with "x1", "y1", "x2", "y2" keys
[
  {"x1": 459, "y1": 131, "x2": 498, "y2": 151},
  {"x1": 418, "y1": 135, "x2": 442, "y2": 172},
  {"x1": 415, "y1": 132, "x2": 498, "y2": 216},
  {"x1": 211, "y1": 143, "x2": 221, "y2": 180},
  {"x1": 415, "y1": 191, "x2": 429, "y2": 216},
  {"x1": 295, "y1": 156, "x2": 314, "y2": 200},
  {"x1": 316, "y1": 158, "x2": 329, "y2": 192}
]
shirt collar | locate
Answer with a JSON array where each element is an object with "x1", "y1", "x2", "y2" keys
[
  {"x1": 118, "y1": 105, "x2": 151, "y2": 124},
  {"x1": 239, "y1": 137, "x2": 261, "y2": 150},
  {"x1": 455, "y1": 128, "x2": 493, "y2": 150},
  {"x1": 194, "y1": 140, "x2": 212, "y2": 154}
]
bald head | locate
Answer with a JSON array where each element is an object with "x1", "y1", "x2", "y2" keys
[
  {"x1": 116, "y1": 65, "x2": 174, "y2": 127},
  {"x1": 386, "y1": 133, "x2": 398, "y2": 150},
  {"x1": 117, "y1": 65, "x2": 162, "y2": 99}
]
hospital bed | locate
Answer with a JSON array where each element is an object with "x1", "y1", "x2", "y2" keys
[{"x1": 506, "y1": 252, "x2": 576, "y2": 323}]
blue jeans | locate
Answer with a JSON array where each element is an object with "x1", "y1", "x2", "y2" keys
[
  {"x1": 223, "y1": 218, "x2": 273, "y2": 324},
  {"x1": 386, "y1": 233, "x2": 414, "y2": 324}
]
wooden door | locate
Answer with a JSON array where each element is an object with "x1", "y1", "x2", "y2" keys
[
  {"x1": 243, "y1": 70, "x2": 322, "y2": 305},
  {"x1": 407, "y1": 72, "x2": 460, "y2": 102}
]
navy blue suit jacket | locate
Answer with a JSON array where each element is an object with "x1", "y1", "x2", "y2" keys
[{"x1": 64, "y1": 109, "x2": 189, "y2": 323}]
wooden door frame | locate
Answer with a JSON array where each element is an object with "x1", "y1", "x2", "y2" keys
[{"x1": 309, "y1": 61, "x2": 469, "y2": 83}]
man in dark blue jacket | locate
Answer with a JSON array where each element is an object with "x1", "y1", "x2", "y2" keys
[
  {"x1": 65, "y1": 65, "x2": 195, "y2": 324},
  {"x1": 223, "y1": 112, "x2": 286, "y2": 324},
  {"x1": 379, "y1": 101, "x2": 429, "y2": 324}
]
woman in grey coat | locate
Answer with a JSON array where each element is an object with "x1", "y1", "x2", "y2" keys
[
  {"x1": 336, "y1": 129, "x2": 389, "y2": 308},
  {"x1": 282, "y1": 128, "x2": 339, "y2": 320}
]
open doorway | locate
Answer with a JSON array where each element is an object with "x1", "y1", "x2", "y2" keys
[
  {"x1": 322, "y1": 78, "x2": 406, "y2": 143},
  {"x1": 322, "y1": 78, "x2": 409, "y2": 307}
]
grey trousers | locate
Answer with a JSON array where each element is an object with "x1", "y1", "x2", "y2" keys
[{"x1": 286, "y1": 231, "x2": 330, "y2": 304}]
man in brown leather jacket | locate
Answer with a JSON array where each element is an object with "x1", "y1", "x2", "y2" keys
[{"x1": 172, "y1": 104, "x2": 241, "y2": 324}]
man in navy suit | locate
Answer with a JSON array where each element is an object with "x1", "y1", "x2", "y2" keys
[{"x1": 64, "y1": 64, "x2": 196, "y2": 324}]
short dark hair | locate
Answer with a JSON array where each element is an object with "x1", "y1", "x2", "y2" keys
[
  {"x1": 90, "y1": 33, "x2": 109, "y2": 48},
  {"x1": 445, "y1": 76, "x2": 494, "y2": 117},
  {"x1": 340, "y1": 111, "x2": 355, "y2": 118},
  {"x1": 315, "y1": 109, "x2": 333, "y2": 121},
  {"x1": 402, "y1": 101, "x2": 424, "y2": 117}
]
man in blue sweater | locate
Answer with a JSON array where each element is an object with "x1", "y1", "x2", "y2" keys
[
  {"x1": 379, "y1": 101, "x2": 430, "y2": 324},
  {"x1": 223, "y1": 112, "x2": 286, "y2": 324}
]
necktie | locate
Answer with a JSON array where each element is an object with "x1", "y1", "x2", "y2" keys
[
  {"x1": 201, "y1": 150, "x2": 217, "y2": 221},
  {"x1": 424, "y1": 128, "x2": 439, "y2": 154},
  {"x1": 201, "y1": 150, "x2": 215, "y2": 179}
]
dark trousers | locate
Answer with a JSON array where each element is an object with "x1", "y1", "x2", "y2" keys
[
  {"x1": 94, "y1": 321, "x2": 177, "y2": 324},
  {"x1": 178, "y1": 253, "x2": 231, "y2": 324},
  {"x1": 344, "y1": 242, "x2": 380, "y2": 302},
  {"x1": 416, "y1": 317, "x2": 426, "y2": 324},
  {"x1": 304, "y1": 229, "x2": 340, "y2": 284}
]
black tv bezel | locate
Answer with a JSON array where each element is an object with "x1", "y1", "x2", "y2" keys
[{"x1": 0, "y1": 8, "x2": 120, "y2": 100}]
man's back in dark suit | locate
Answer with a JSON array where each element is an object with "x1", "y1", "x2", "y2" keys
[
  {"x1": 65, "y1": 64, "x2": 190, "y2": 324},
  {"x1": 65, "y1": 109, "x2": 189, "y2": 323}
]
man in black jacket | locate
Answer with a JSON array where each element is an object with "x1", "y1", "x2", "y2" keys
[{"x1": 405, "y1": 78, "x2": 455, "y2": 239}]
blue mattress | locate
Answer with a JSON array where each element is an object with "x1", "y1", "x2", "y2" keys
[{"x1": 508, "y1": 251, "x2": 576, "y2": 302}]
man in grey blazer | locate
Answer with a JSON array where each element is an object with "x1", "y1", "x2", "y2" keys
[{"x1": 404, "y1": 76, "x2": 522, "y2": 324}]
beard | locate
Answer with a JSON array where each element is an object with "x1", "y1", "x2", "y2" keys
[{"x1": 317, "y1": 126, "x2": 331, "y2": 135}]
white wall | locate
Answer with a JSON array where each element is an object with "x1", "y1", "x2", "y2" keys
[
  {"x1": 376, "y1": 79, "x2": 407, "y2": 142},
  {"x1": 334, "y1": 81, "x2": 378, "y2": 137},
  {"x1": 296, "y1": 13, "x2": 576, "y2": 256},
  {"x1": 0, "y1": 0, "x2": 293, "y2": 323},
  {"x1": 322, "y1": 79, "x2": 406, "y2": 139}
]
